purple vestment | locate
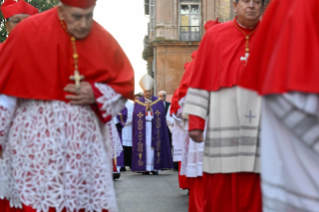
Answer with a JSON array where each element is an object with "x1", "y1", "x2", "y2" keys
[
  {"x1": 132, "y1": 96, "x2": 173, "y2": 171},
  {"x1": 115, "y1": 107, "x2": 128, "y2": 168}
]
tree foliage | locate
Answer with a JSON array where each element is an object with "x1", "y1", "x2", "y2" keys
[{"x1": 0, "y1": 0, "x2": 59, "y2": 42}]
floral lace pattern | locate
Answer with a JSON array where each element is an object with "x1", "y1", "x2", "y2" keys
[
  {"x1": 0, "y1": 100, "x2": 119, "y2": 212},
  {"x1": 95, "y1": 83, "x2": 126, "y2": 119},
  {"x1": 0, "y1": 105, "x2": 14, "y2": 147},
  {"x1": 106, "y1": 121, "x2": 123, "y2": 158}
]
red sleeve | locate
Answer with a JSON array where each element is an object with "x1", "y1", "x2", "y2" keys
[
  {"x1": 90, "y1": 82, "x2": 112, "y2": 124},
  {"x1": 189, "y1": 115, "x2": 205, "y2": 131}
]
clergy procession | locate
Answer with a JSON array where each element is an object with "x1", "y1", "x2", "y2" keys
[{"x1": 0, "y1": 0, "x2": 317, "y2": 211}]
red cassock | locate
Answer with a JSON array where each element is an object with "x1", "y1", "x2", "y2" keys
[
  {"x1": 187, "y1": 19, "x2": 262, "y2": 212},
  {"x1": 0, "y1": 6, "x2": 134, "y2": 212},
  {"x1": 239, "y1": 0, "x2": 319, "y2": 94},
  {"x1": 0, "y1": 200, "x2": 109, "y2": 212}
]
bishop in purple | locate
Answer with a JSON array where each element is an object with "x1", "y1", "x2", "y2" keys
[{"x1": 132, "y1": 74, "x2": 173, "y2": 174}]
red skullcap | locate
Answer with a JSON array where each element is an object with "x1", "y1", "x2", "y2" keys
[
  {"x1": 1, "y1": 0, "x2": 38, "y2": 19},
  {"x1": 60, "y1": 0, "x2": 96, "y2": 9},
  {"x1": 204, "y1": 18, "x2": 220, "y2": 31}
]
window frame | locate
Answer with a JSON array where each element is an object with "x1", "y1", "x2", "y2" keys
[{"x1": 178, "y1": 0, "x2": 201, "y2": 42}]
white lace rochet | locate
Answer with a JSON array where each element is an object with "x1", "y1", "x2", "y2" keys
[{"x1": 0, "y1": 83, "x2": 124, "y2": 212}]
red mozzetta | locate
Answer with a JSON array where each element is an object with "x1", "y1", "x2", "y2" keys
[
  {"x1": 0, "y1": 7, "x2": 134, "y2": 101},
  {"x1": 188, "y1": 18, "x2": 259, "y2": 92},
  {"x1": 239, "y1": 0, "x2": 319, "y2": 95}
]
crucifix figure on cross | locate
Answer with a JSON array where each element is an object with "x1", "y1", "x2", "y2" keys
[
  {"x1": 70, "y1": 70, "x2": 85, "y2": 89},
  {"x1": 240, "y1": 53, "x2": 250, "y2": 66}
]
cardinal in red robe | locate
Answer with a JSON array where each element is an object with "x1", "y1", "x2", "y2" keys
[
  {"x1": 239, "y1": 0, "x2": 319, "y2": 211},
  {"x1": 0, "y1": 0, "x2": 38, "y2": 49},
  {"x1": 182, "y1": 1, "x2": 264, "y2": 211},
  {"x1": 0, "y1": 0, "x2": 134, "y2": 211}
]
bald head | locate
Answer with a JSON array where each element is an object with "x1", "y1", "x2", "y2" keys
[{"x1": 158, "y1": 91, "x2": 167, "y2": 102}]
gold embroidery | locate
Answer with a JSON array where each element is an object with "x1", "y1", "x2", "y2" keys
[
  {"x1": 136, "y1": 98, "x2": 162, "y2": 107},
  {"x1": 118, "y1": 113, "x2": 126, "y2": 126},
  {"x1": 138, "y1": 153, "x2": 144, "y2": 166},
  {"x1": 137, "y1": 112, "x2": 144, "y2": 119},
  {"x1": 155, "y1": 110, "x2": 162, "y2": 164},
  {"x1": 138, "y1": 119, "x2": 143, "y2": 131},
  {"x1": 137, "y1": 112, "x2": 144, "y2": 166}
]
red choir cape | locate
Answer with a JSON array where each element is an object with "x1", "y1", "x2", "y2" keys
[
  {"x1": 60, "y1": 0, "x2": 96, "y2": 8},
  {"x1": 177, "y1": 51, "x2": 197, "y2": 101},
  {"x1": 169, "y1": 88, "x2": 180, "y2": 116},
  {"x1": 188, "y1": 18, "x2": 259, "y2": 91},
  {"x1": 170, "y1": 62, "x2": 190, "y2": 115},
  {"x1": 1, "y1": 0, "x2": 38, "y2": 19},
  {"x1": 0, "y1": 7, "x2": 134, "y2": 101},
  {"x1": 239, "y1": 0, "x2": 319, "y2": 95},
  {"x1": 204, "y1": 18, "x2": 219, "y2": 31}
]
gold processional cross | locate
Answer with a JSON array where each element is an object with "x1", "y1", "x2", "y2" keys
[{"x1": 70, "y1": 70, "x2": 84, "y2": 89}]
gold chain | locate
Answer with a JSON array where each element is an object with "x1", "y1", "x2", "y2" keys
[
  {"x1": 60, "y1": 20, "x2": 79, "y2": 71},
  {"x1": 232, "y1": 20, "x2": 257, "y2": 54}
]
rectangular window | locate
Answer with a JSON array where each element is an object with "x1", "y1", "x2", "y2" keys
[
  {"x1": 180, "y1": 3, "x2": 201, "y2": 41},
  {"x1": 150, "y1": 0, "x2": 156, "y2": 32}
]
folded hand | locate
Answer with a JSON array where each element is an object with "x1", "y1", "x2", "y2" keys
[
  {"x1": 189, "y1": 130, "x2": 204, "y2": 143},
  {"x1": 64, "y1": 82, "x2": 96, "y2": 105}
]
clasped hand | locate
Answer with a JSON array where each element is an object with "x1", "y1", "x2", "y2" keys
[
  {"x1": 64, "y1": 82, "x2": 96, "y2": 105},
  {"x1": 189, "y1": 130, "x2": 204, "y2": 143}
]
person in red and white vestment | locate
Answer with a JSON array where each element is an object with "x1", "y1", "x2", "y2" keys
[
  {"x1": 239, "y1": 0, "x2": 319, "y2": 211},
  {"x1": 0, "y1": 0, "x2": 134, "y2": 211},
  {"x1": 182, "y1": 0, "x2": 264, "y2": 211},
  {"x1": 0, "y1": 0, "x2": 38, "y2": 50}
]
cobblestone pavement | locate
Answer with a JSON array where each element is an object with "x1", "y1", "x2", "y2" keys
[{"x1": 114, "y1": 169, "x2": 189, "y2": 212}]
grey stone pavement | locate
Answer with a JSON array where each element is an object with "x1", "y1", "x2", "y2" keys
[{"x1": 114, "y1": 169, "x2": 189, "y2": 212}]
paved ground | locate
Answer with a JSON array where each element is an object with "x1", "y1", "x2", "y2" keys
[{"x1": 114, "y1": 169, "x2": 189, "y2": 212}]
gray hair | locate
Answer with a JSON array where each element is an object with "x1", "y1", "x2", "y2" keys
[{"x1": 158, "y1": 90, "x2": 167, "y2": 96}]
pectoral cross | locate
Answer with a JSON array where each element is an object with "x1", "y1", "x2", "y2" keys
[
  {"x1": 70, "y1": 70, "x2": 84, "y2": 89},
  {"x1": 240, "y1": 53, "x2": 249, "y2": 66}
]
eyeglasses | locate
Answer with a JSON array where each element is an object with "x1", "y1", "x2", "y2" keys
[{"x1": 7, "y1": 18, "x2": 24, "y2": 24}]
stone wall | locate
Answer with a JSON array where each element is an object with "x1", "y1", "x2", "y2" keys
[{"x1": 154, "y1": 42, "x2": 199, "y2": 94}]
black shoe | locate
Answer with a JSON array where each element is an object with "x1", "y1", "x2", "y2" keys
[
  {"x1": 142, "y1": 172, "x2": 150, "y2": 175},
  {"x1": 120, "y1": 167, "x2": 127, "y2": 171},
  {"x1": 151, "y1": 171, "x2": 158, "y2": 175}
]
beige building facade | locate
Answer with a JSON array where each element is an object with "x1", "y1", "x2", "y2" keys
[{"x1": 143, "y1": 0, "x2": 271, "y2": 96}]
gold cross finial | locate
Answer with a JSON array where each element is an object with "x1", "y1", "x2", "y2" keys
[
  {"x1": 137, "y1": 112, "x2": 144, "y2": 119},
  {"x1": 155, "y1": 110, "x2": 161, "y2": 116},
  {"x1": 70, "y1": 70, "x2": 84, "y2": 89}
]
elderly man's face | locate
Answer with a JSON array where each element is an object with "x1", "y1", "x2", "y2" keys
[
  {"x1": 158, "y1": 92, "x2": 166, "y2": 102},
  {"x1": 233, "y1": 0, "x2": 262, "y2": 27},
  {"x1": 58, "y1": 4, "x2": 94, "y2": 39},
  {"x1": 5, "y1": 14, "x2": 30, "y2": 33},
  {"x1": 143, "y1": 90, "x2": 152, "y2": 100}
]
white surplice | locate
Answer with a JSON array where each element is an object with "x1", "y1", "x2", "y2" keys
[
  {"x1": 0, "y1": 83, "x2": 125, "y2": 212},
  {"x1": 122, "y1": 101, "x2": 134, "y2": 147},
  {"x1": 178, "y1": 97, "x2": 204, "y2": 177},
  {"x1": 145, "y1": 112, "x2": 155, "y2": 171},
  {"x1": 261, "y1": 92, "x2": 319, "y2": 212}
]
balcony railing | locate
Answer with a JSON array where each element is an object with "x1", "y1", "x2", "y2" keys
[{"x1": 180, "y1": 26, "x2": 201, "y2": 41}]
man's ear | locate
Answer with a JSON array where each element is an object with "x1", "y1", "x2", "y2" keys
[
  {"x1": 233, "y1": 1, "x2": 238, "y2": 14},
  {"x1": 57, "y1": 5, "x2": 65, "y2": 20},
  {"x1": 5, "y1": 21, "x2": 9, "y2": 32}
]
